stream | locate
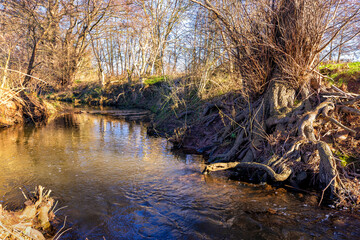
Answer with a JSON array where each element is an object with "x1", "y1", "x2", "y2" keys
[{"x1": 0, "y1": 109, "x2": 359, "y2": 239}]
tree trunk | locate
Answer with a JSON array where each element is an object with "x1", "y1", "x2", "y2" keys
[
  {"x1": 154, "y1": 54, "x2": 164, "y2": 75},
  {"x1": 23, "y1": 40, "x2": 38, "y2": 86},
  {"x1": 1, "y1": 49, "x2": 11, "y2": 88},
  {"x1": 337, "y1": 31, "x2": 344, "y2": 63}
]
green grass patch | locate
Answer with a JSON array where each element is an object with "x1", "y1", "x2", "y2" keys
[
  {"x1": 319, "y1": 62, "x2": 360, "y2": 87},
  {"x1": 144, "y1": 76, "x2": 166, "y2": 85},
  {"x1": 335, "y1": 151, "x2": 357, "y2": 167}
]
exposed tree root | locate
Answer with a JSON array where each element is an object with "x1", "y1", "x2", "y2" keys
[
  {"x1": 339, "y1": 106, "x2": 360, "y2": 116},
  {"x1": 199, "y1": 81, "x2": 360, "y2": 208},
  {"x1": 0, "y1": 89, "x2": 49, "y2": 128},
  {"x1": 318, "y1": 141, "x2": 344, "y2": 197},
  {"x1": 203, "y1": 161, "x2": 292, "y2": 182},
  {"x1": 208, "y1": 128, "x2": 248, "y2": 163}
]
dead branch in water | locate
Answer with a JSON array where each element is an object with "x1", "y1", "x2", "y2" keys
[{"x1": 0, "y1": 186, "x2": 58, "y2": 240}]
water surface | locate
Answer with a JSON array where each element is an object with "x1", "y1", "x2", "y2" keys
[{"x1": 0, "y1": 110, "x2": 359, "y2": 239}]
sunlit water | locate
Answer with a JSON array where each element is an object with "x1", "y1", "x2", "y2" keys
[{"x1": 0, "y1": 110, "x2": 359, "y2": 239}]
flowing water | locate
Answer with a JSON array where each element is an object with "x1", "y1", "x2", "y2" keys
[{"x1": 0, "y1": 110, "x2": 359, "y2": 239}]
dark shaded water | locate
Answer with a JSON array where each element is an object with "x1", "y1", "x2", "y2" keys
[{"x1": 0, "y1": 110, "x2": 360, "y2": 239}]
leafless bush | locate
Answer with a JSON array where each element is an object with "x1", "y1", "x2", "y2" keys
[{"x1": 191, "y1": 0, "x2": 360, "y2": 97}]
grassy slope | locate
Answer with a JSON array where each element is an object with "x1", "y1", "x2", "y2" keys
[{"x1": 319, "y1": 62, "x2": 360, "y2": 93}]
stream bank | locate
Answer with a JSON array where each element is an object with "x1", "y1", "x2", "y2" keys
[
  {"x1": 0, "y1": 89, "x2": 58, "y2": 129},
  {"x1": 49, "y1": 78, "x2": 360, "y2": 209},
  {"x1": 1, "y1": 110, "x2": 360, "y2": 239}
]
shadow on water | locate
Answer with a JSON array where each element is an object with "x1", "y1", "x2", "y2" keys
[
  {"x1": 53, "y1": 113, "x2": 80, "y2": 129},
  {"x1": 0, "y1": 110, "x2": 360, "y2": 239}
]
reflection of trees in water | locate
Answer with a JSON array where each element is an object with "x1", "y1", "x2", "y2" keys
[
  {"x1": 53, "y1": 114, "x2": 79, "y2": 129},
  {"x1": 0, "y1": 125, "x2": 37, "y2": 146},
  {"x1": 23, "y1": 126, "x2": 35, "y2": 138},
  {"x1": 1, "y1": 114, "x2": 80, "y2": 147},
  {"x1": 171, "y1": 149, "x2": 188, "y2": 161}
]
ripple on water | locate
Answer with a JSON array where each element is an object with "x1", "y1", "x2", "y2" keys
[{"x1": 0, "y1": 110, "x2": 359, "y2": 239}]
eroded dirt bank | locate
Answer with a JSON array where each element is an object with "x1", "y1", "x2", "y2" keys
[
  {"x1": 170, "y1": 86, "x2": 360, "y2": 209},
  {"x1": 51, "y1": 79, "x2": 360, "y2": 209},
  {"x1": 0, "y1": 89, "x2": 53, "y2": 129}
]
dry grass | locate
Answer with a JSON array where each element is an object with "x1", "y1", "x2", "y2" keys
[
  {"x1": 0, "y1": 87, "x2": 24, "y2": 106},
  {"x1": 0, "y1": 186, "x2": 57, "y2": 240}
]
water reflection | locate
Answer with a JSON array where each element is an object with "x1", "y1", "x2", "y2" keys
[
  {"x1": 53, "y1": 113, "x2": 80, "y2": 129},
  {"x1": 0, "y1": 111, "x2": 359, "y2": 239}
]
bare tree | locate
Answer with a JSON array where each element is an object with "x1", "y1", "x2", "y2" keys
[
  {"x1": 0, "y1": 0, "x2": 112, "y2": 88},
  {"x1": 192, "y1": 0, "x2": 360, "y2": 201}
]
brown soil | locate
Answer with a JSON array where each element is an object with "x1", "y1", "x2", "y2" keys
[
  {"x1": 170, "y1": 100, "x2": 235, "y2": 155},
  {"x1": 165, "y1": 83, "x2": 360, "y2": 209},
  {"x1": 346, "y1": 74, "x2": 360, "y2": 93},
  {"x1": 0, "y1": 89, "x2": 49, "y2": 128}
]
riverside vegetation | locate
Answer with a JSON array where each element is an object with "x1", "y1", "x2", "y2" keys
[
  {"x1": 0, "y1": 0, "x2": 360, "y2": 239},
  {"x1": 53, "y1": 60, "x2": 360, "y2": 210}
]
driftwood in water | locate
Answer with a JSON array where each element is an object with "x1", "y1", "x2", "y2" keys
[
  {"x1": 87, "y1": 109, "x2": 151, "y2": 121},
  {"x1": 0, "y1": 186, "x2": 56, "y2": 240}
]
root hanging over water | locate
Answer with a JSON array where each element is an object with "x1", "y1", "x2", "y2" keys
[
  {"x1": 203, "y1": 161, "x2": 292, "y2": 182},
  {"x1": 191, "y1": 81, "x2": 360, "y2": 208},
  {"x1": 0, "y1": 186, "x2": 57, "y2": 240},
  {"x1": 0, "y1": 88, "x2": 49, "y2": 128}
]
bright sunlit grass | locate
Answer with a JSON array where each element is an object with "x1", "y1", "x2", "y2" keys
[
  {"x1": 144, "y1": 76, "x2": 167, "y2": 85},
  {"x1": 319, "y1": 62, "x2": 360, "y2": 86}
]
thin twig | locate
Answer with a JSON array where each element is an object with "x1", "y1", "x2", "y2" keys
[
  {"x1": 0, "y1": 67, "x2": 50, "y2": 85},
  {"x1": 51, "y1": 200, "x2": 59, "y2": 214},
  {"x1": 53, "y1": 206, "x2": 68, "y2": 215},
  {"x1": 53, "y1": 216, "x2": 67, "y2": 240},
  {"x1": 331, "y1": 85, "x2": 352, "y2": 97},
  {"x1": 54, "y1": 227, "x2": 72, "y2": 240},
  {"x1": 318, "y1": 175, "x2": 337, "y2": 206},
  {"x1": 19, "y1": 187, "x2": 28, "y2": 200},
  {"x1": 326, "y1": 116, "x2": 356, "y2": 134}
]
